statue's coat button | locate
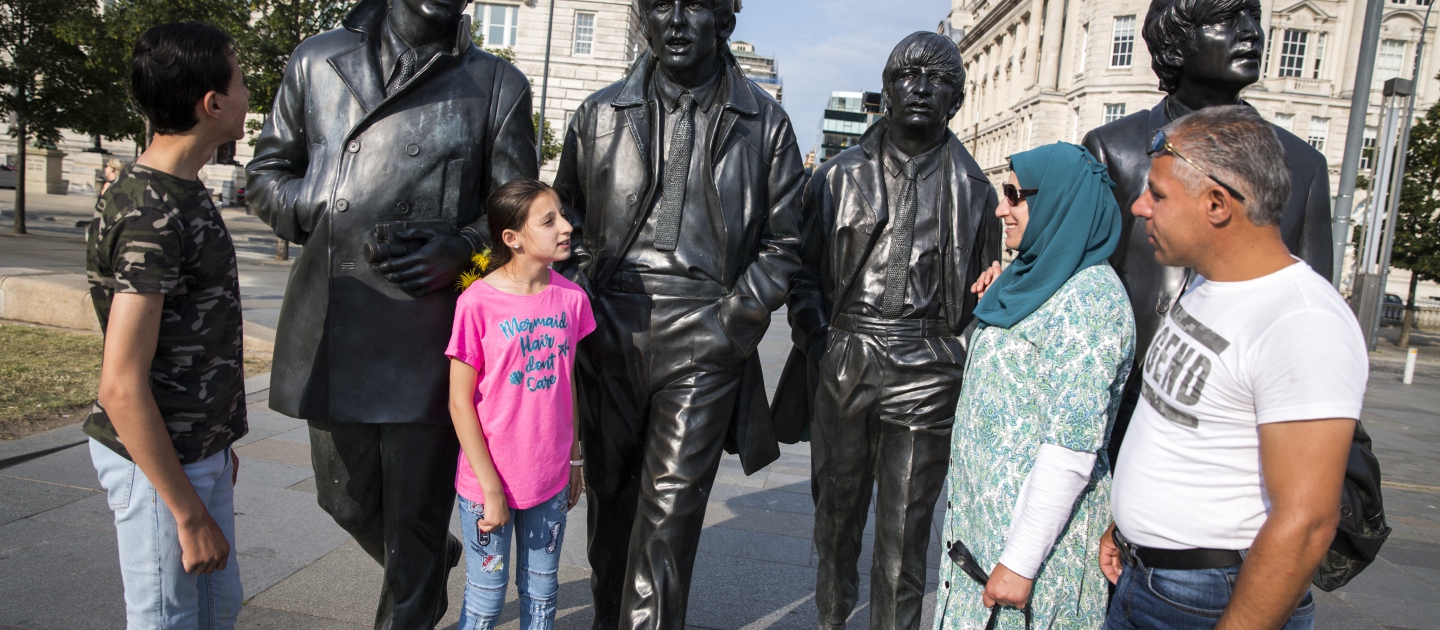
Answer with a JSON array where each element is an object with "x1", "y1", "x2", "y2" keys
[
  {"x1": 336, "y1": 199, "x2": 349, "y2": 212},
  {"x1": 626, "y1": 194, "x2": 638, "y2": 206},
  {"x1": 346, "y1": 140, "x2": 360, "y2": 153},
  {"x1": 406, "y1": 144, "x2": 420, "y2": 156},
  {"x1": 398, "y1": 202, "x2": 411, "y2": 215}
]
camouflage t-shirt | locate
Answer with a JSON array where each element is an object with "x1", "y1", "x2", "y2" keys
[{"x1": 85, "y1": 163, "x2": 248, "y2": 464}]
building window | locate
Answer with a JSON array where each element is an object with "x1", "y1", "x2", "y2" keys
[
  {"x1": 1274, "y1": 113, "x2": 1294, "y2": 132},
  {"x1": 1104, "y1": 103, "x2": 1127, "y2": 123},
  {"x1": 1313, "y1": 33, "x2": 1326, "y2": 79},
  {"x1": 475, "y1": 3, "x2": 519, "y2": 48},
  {"x1": 1307, "y1": 117, "x2": 1329, "y2": 151},
  {"x1": 1278, "y1": 30, "x2": 1308, "y2": 78},
  {"x1": 1377, "y1": 40, "x2": 1406, "y2": 80},
  {"x1": 573, "y1": 12, "x2": 595, "y2": 56},
  {"x1": 1360, "y1": 126, "x2": 1378, "y2": 170},
  {"x1": 1077, "y1": 23, "x2": 1089, "y2": 76},
  {"x1": 1110, "y1": 16, "x2": 1136, "y2": 68}
]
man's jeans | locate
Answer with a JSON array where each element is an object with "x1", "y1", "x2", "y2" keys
[
  {"x1": 1105, "y1": 560, "x2": 1316, "y2": 629},
  {"x1": 91, "y1": 439, "x2": 242, "y2": 630},
  {"x1": 457, "y1": 487, "x2": 569, "y2": 630}
]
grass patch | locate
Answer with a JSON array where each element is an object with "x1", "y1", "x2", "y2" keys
[
  {"x1": 0, "y1": 324, "x2": 103, "y2": 440},
  {"x1": 0, "y1": 323, "x2": 274, "y2": 440}
]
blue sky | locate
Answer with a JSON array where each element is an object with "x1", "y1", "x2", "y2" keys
[{"x1": 731, "y1": 0, "x2": 954, "y2": 155}]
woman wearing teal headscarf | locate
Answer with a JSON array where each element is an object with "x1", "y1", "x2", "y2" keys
[{"x1": 934, "y1": 143, "x2": 1136, "y2": 630}]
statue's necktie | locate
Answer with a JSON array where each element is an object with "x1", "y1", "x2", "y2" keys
[
  {"x1": 387, "y1": 48, "x2": 416, "y2": 97},
  {"x1": 881, "y1": 159, "x2": 919, "y2": 318},
  {"x1": 653, "y1": 92, "x2": 696, "y2": 252}
]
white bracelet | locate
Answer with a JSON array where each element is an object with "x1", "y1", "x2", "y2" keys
[{"x1": 570, "y1": 459, "x2": 584, "y2": 466}]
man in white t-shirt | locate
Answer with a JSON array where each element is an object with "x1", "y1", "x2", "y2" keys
[{"x1": 1100, "y1": 105, "x2": 1367, "y2": 630}]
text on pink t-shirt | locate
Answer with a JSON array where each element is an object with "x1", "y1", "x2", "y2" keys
[{"x1": 445, "y1": 269, "x2": 595, "y2": 509}]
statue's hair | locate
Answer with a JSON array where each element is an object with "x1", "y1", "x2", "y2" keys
[
  {"x1": 1143, "y1": 0, "x2": 1258, "y2": 93},
  {"x1": 882, "y1": 31, "x2": 967, "y2": 115},
  {"x1": 1161, "y1": 105, "x2": 1289, "y2": 226},
  {"x1": 633, "y1": 0, "x2": 740, "y2": 52}
]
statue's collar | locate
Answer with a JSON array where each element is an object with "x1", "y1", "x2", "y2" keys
[
  {"x1": 344, "y1": 0, "x2": 471, "y2": 56},
  {"x1": 613, "y1": 50, "x2": 759, "y2": 116},
  {"x1": 1163, "y1": 95, "x2": 1254, "y2": 121}
]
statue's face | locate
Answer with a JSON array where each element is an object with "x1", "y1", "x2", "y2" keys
[
  {"x1": 397, "y1": 0, "x2": 468, "y2": 27},
  {"x1": 884, "y1": 65, "x2": 959, "y2": 133},
  {"x1": 1178, "y1": 2, "x2": 1265, "y2": 90},
  {"x1": 644, "y1": 0, "x2": 725, "y2": 76}
]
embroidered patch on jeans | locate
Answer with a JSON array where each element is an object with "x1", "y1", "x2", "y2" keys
[
  {"x1": 481, "y1": 554, "x2": 504, "y2": 572},
  {"x1": 547, "y1": 522, "x2": 562, "y2": 553}
]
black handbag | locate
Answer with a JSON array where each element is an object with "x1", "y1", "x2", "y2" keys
[
  {"x1": 947, "y1": 540, "x2": 1031, "y2": 630},
  {"x1": 1313, "y1": 421, "x2": 1391, "y2": 591}
]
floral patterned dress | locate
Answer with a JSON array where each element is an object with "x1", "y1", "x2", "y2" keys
[{"x1": 934, "y1": 264, "x2": 1135, "y2": 630}]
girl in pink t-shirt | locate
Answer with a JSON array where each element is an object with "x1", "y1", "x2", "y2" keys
[{"x1": 446, "y1": 178, "x2": 594, "y2": 630}]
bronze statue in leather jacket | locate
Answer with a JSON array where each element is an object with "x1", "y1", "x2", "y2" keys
[
  {"x1": 245, "y1": 0, "x2": 538, "y2": 626},
  {"x1": 551, "y1": 1, "x2": 804, "y2": 628},
  {"x1": 775, "y1": 32, "x2": 1002, "y2": 630},
  {"x1": 1083, "y1": 0, "x2": 1334, "y2": 464}
]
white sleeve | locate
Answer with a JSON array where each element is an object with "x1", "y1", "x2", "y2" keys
[
  {"x1": 1251, "y1": 309, "x2": 1368, "y2": 425},
  {"x1": 996, "y1": 443, "x2": 1096, "y2": 580}
]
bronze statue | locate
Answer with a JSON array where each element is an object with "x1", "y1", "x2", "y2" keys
[
  {"x1": 245, "y1": 0, "x2": 538, "y2": 626},
  {"x1": 551, "y1": 0, "x2": 804, "y2": 627},
  {"x1": 1082, "y1": 0, "x2": 1333, "y2": 463},
  {"x1": 774, "y1": 32, "x2": 1001, "y2": 630}
]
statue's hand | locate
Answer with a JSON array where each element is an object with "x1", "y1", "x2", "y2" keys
[{"x1": 374, "y1": 228, "x2": 472, "y2": 297}]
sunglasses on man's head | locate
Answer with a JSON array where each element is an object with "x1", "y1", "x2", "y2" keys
[
  {"x1": 1003, "y1": 183, "x2": 1038, "y2": 205},
  {"x1": 1147, "y1": 130, "x2": 1247, "y2": 202}
]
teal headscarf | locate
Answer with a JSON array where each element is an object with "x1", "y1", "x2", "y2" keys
[{"x1": 972, "y1": 142, "x2": 1122, "y2": 329}]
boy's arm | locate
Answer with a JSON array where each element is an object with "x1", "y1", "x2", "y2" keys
[
  {"x1": 1218, "y1": 417, "x2": 1353, "y2": 629},
  {"x1": 98, "y1": 292, "x2": 230, "y2": 574}
]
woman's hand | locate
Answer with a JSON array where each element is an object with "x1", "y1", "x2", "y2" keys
[
  {"x1": 982, "y1": 563, "x2": 1034, "y2": 609},
  {"x1": 478, "y1": 493, "x2": 510, "y2": 533},
  {"x1": 1099, "y1": 523, "x2": 1123, "y2": 584},
  {"x1": 971, "y1": 262, "x2": 1002, "y2": 298},
  {"x1": 568, "y1": 465, "x2": 584, "y2": 510}
]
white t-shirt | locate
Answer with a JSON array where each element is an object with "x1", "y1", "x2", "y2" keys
[{"x1": 1112, "y1": 261, "x2": 1367, "y2": 551}]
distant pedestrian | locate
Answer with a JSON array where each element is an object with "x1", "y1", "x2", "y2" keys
[
  {"x1": 1102, "y1": 105, "x2": 1366, "y2": 630},
  {"x1": 934, "y1": 142, "x2": 1134, "y2": 630},
  {"x1": 446, "y1": 179, "x2": 593, "y2": 630},
  {"x1": 85, "y1": 21, "x2": 250, "y2": 629},
  {"x1": 97, "y1": 157, "x2": 126, "y2": 201}
]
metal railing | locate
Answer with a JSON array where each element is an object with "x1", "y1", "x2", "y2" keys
[{"x1": 1382, "y1": 304, "x2": 1440, "y2": 330}]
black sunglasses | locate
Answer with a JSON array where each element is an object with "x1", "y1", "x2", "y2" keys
[
  {"x1": 1148, "y1": 130, "x2": 1247, "y2": 202},
  {"x1": 1003, "y1": 183, "x2": 1039, "y2": 205}
]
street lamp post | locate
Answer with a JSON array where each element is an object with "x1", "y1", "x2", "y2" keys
[{"x1": 536, "y1": 0, "x2": 557, "y2": 160}]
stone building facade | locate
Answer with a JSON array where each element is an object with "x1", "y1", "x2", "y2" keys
[{"x1": 943, "y1": 0, "x2": 1438, "y2": 190}]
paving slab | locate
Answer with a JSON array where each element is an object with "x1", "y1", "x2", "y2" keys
[
  {"x1": 0, "y1": 442, "x2": 101, "y2": 490},
  {"x1": 235, "y1": 436, "x2": 315, "y2": 468},
  {"x1": 0, "y1": 475, "x2": 98, "y2": 526},
  {"x1": 1335, "y1": 591, "x2": 1440, "y2": 630},
  {"x1": 232, "y1": 485, "x2": 351, "y2": 566},
  {"x1": 0, "y1": 518, "x2": 126, "y2": 630},
  {"x1": 238, "y1": 605, "x2": 367, "y2": 629}
]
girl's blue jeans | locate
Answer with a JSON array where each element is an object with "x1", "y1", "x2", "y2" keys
[{"x1": 457, "y1": 486, "x2": 569, "y2": 630}]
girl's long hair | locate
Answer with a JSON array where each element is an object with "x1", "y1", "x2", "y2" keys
[{"x1": 485, "y1": 178, "x2": 557, "y2": 272}]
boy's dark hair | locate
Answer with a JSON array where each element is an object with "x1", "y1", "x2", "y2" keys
[
  {"x1": 1143, "y1": 0, "x2": 1259, "y2": 93},
  {"x1": 131, "y1": 22, "x2": 237, "y2": 135},
  {"x1": 486, "y1": 178, "x2": 558, "y2": 271}
]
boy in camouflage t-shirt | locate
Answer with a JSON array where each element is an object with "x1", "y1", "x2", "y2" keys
[{"x1": 85, "y1": 22, "x2": 251, "y2": 628}]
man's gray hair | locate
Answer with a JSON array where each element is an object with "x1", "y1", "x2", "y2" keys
[{"x1": 1161, "y1": 105, "x2": 1289, "y2": 226}]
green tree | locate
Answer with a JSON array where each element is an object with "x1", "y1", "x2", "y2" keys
[
  {"x1": 241, "y1": 0, "x2": 349, "y2": 143},
  {"x1": 0, "y1": 0, "x2": 99, "y2": 233},
  {"x1": 1395, "y1": 99, "x2": 1440, "y2": 347}
]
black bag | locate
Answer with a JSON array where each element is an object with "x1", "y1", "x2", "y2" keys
[
  {"x1": 1313, "y1": 421, "x2": 1391, "y2": 591},
  {"x1": 947, "y1": 540, "x2": 1031, "y2": 630}
]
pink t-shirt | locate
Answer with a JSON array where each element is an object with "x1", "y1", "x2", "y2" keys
[{"x1": 445, "y1": 269, "x2": 595, "y2": 508}]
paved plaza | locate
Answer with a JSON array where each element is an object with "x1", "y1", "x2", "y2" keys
[{"x1": 2, "y1": 191, "x2": 1439, "y2": 629}]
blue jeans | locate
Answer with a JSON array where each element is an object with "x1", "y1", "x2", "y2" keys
[
  {"x1": 1105, "y1": 560, "x2": 1315, "y2": 630},
  {"x1": 458, "y1": 486, "x2": 569, "y2": 630},
  {"x1": 90, "y1": 439, "x2": 242, "y2": 630}
]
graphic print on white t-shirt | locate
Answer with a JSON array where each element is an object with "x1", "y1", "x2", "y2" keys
[
  {"x1": 1112, "y1": 262, "x2": 1368, "y2": 551},
  {"x1": 1138, "y1": 300, "x2": 1228, "y2": 428}
]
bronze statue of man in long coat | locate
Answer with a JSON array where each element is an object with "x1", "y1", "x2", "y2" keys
[{"x1": 246, "y1": 0, "x2": 538, "y2": 626}]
